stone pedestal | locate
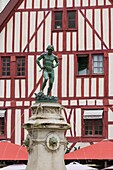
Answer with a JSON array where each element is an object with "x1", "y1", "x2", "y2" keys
[{"x1": 23, "y1": 102, "x2": 70, "y2": 170}]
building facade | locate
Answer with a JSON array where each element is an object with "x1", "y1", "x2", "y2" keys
[{"x1": 0, "y1": 0, "x2": 113, "y2": 150}]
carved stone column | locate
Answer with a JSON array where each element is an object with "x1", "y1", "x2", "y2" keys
[{"x1": 23, "y1": 102, "x2": 70, "y2": 170}]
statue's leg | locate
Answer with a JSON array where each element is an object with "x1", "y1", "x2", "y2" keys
[
  {"x1": 47, "y1": 72, "x2": 54, "y2": 96},
  {"x1": 41, "y1": 71, "x2": 48, "y2": 92}
]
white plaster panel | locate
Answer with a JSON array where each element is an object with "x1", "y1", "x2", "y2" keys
[
  {"x1": 99, "y1": 78, "x2": 104, "y2": 96},
  {"x1": 36, "y1": 55, "x2": 43, "y2": 86},
  {"x1": 42, "y1": 0, "x2": 48, "y2": 8},
  {"x1": 98, "y1": 0, "x2": 104, "y2": 5},
  {"x1": 66, "y1": 32, "x2": 71, "y2": 51},
  {"x1": 91, "y1": 78, "x2": 96, "y2": 96},
  {"x1": 45, "y1": 13, "x2": 51, "y2": 50},
  {"x1": 108, "y1": 125, "x2": 113, "y2": 139},
  {"x1": 15, "y1": 110, "x2": 21, "y2": 145},
  {"x1": 37, "y1": 12, "x2": 44, "y2": 52},
  {"x1": 34, "y1": 0, "x2": 40, "y2": 8},
  {"x1": 83, "y1": 0, "x2": 88, "y2": 6},
  {"x1": 108, "y1": 108, "x2": 113, "y2": 121},
  {"x1": 21, "y1": 12, "x2": 28, "y2": 52},
  {"x1": 72, "y1": 32, "x2": 76, "y2": 51},
  {"x1": 0, "y1": 0, "x2": 10, "y2": 12},
  {"x1": 87, "y1": 99, "x2": 95, "y2": 105},
  {"x1": 6, "y1": 80, "x2": 11, "y2": 98},
  {"x1": 53, "y1": 33, "x2": 57, "y2": 52},
  {"x1": 66, "y1": 0, "x2": 72, "y2": 7},
  {"x1": 78, "y1": 10, "x2": 85, "y2": 50},
  {"x1": 70, "y1": 100, "x2": 77, "y2": 106},
  {"x1": 96, "y1": 100, "x2": 103, "y2": 105},
  {"x1": 106, "y1": 0, "x2": 111, "y2": 5},
  {"x1": 28, "y1": 56, "x2": 34, "y2": 96},
  {"x1": 24, "y1": 101, "x2": 30, "y2": 106},
  {"x1": 75, "y1": 142, "x2": 90, "y2": 149},
  {"x1": 108, "y1": 53, "x2": 113, "y2": 96},
  {"x1": 76, "y1": 78, "x2": 81, "y2": 97},
  {"x1": 84, "y1": 78, "x2": 89, "y2": 97},
  {"x1": 86, "y1": 9, "x2": 92, "y2": 24},
  {"x1": 58, "y1": 32, "x2": 63, "y2": 51},
  {"x1": 16, "y1": 102, "x2": 22, "y2": 106},
  {"x1": 7, "y1": 109, "x2": 11, "y2": 139},
  {"x1": 24, "y1": 109, "x2": 29, "y2": 139},
  {"x1": 6, "y1": 18, "x2": 13, "y2": 52},
  {"x1": 65, "y1": 109, "x2": 72, "y2": 137},
  {"x1": 79, "y1": 100, "x2": 86, "y2": 106},
  {"x1": 29, "y1": 12, "x2": 36, "y2": 52},
  {"x1": 51, "y1": 65, "x2": 58, "y2": 97},
  {"x1": 74, "y1": 0, "x2": 80, "y2": 6},
  {"x1": 57, "y1": 0, "x2": 63, "y2": 7},
  {"x1": 15, "y1": 80, "x2": 19, "y2": 98},
  {"x1": 49, "y1": 0, "x2": 55, "y2": 8},
  {"x1": 62, "y1": 100, "x2": 68, "y2": 105},
  {"x1": 94, "y1": 9, "x2": 101, "y2": 35},
  {"x1": 76, "y1": 109, "x2": 81, "y2": 136},
  {"x1": 14, "y1": 12, "x2": 20, "y2": 52},
  {"x1": 69, "y1": 55, "x2": 74, "y2": 97},
  {"x1": 5, "y1": 102, "x2": 10, "y2": 106},
  {"x1": 95, "y1": 35, "x2": 101, "y2": 50},
  {"x1": 86, "y1": 23, "x2": 93, "y2": 50},
  {"x1": 21, "y1": 80, "x2": 25, "y2": 98},
  {"x1": 0, "y1": 80, "x2": 4, "y2": 98},
  {"x1": 0, "y1": 28, "x2": 5, "y2": 52},
  {"x1": 0, "y1": 102, "x2": 4, "y2": 106},
  {"x1": 26, "y1": 0, "x2": 32, "y2": 8},
  {"x1": 62, "y1": 55, "x2": 67, "y2": 97},
  {"x1": 109, "y1": 100, "x2": 113, "y2": 105},
  {"x1": 90, "y1": 0, "x2": 96, "y2": 6},
  {"x1": 111, "y1": 9, "x2": 113, "y2": 49},
  {"x1": 102, "y1": 9, "x2": 109, "y2": 48},
  {"x1": 18, "y1": 1, "x2": 24, "y2": 9}
]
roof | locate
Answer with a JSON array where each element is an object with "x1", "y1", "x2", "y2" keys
[
  {"x1": 0, "y1": 141, "x2": 28, "y2": 160},
  {"x1": 0, "y1": 0, "x2": 24, "y2": 32},
  {"x1": 64, "y1": 140, "x2": 113, "y2": 160}
]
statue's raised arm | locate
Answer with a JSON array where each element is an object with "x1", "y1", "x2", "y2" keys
[{"x1": 36, "y1": 45, "x2": 59, "y2": 101}]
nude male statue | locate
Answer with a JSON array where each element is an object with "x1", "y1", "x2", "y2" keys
[{"x1": 36, "y1": 45, "x2": 59, "y2": 96}]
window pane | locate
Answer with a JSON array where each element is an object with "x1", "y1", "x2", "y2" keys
[
  {"x1": 92, "y1": 54, "x2": 104, "y2": 74},
  {"x1": 2, "y1": 57, "x2": 10, "y2": 76},
  {"x1": 17, "y1": 57, "x2": 25, "y2": 76},
  {"x1": 68, "y1": 21, "x2": 75, "y2": 28},
  {"x1": 68, "y1": 11, "x2": 76, "y2": 28},
  {"x1": 54, "y1": 12, "x2": 62, "y2": 29},
  {"x1": 77, "y1": 55, "x2": 89, "y2": 75},
  {"x1": 55, "y1": 21, "x2": 62, "y2": 29}
]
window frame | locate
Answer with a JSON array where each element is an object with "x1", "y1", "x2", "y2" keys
[
  {"x1": 16, "y1": 56, "x2": 26, "y2": 77},
  {"x1": 0, "y1": 110, "x2": 6, "y2": 139},
  {"x1": 82, "y1": 108, "x2": 104, "y2": 137},
  {"x1": 1, "y1": 56, "x2": 11, "y2": 77},
  {"x1": 92, "y1": 54, "x2": 104, "y2": 74},
  {"x1": 52, "y1": 9, "x2": 77, "y2": 31},
  {"x1": 76, "y1": 53, "x2": 104, "y2": 77}
]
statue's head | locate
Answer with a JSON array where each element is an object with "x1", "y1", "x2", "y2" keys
[{"x1": 46, "y1": 45, "x2": 54, "y2": 51}]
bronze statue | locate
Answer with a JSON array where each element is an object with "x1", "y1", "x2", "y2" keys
[{"x1": 36, "y1": 45, "x2": 59, "y2": 97}]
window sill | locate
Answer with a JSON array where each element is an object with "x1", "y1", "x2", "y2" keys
[
  {"x1": 52, "y1": 28, "x2": 77, "y2": 32},
  {"x1": 14, "y1": 76, "x2": 26, "y2": 79},
  {"x1": 77, "y1": 74, "x2": 104, "y2": 78}
]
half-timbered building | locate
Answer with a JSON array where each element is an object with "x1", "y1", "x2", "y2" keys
[{"x1": 0, "y1": 0, "x2": 113, "y2": 151}]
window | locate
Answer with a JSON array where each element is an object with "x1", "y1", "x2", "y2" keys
[
  {"x1": 54, "y1": 12, "x2": 62, "y2": 29},
  {"x1": 92, "y1": 54, "x2": 104, "y2": 74},
  {"x1": 68, "y1": 11, "x2": 76, "y2": 28},
  {"x1": 17, "y1": 57, "x2": 25, "y2": 76},
  {"x1": 2, "y1": 57, "x2": 10, "y2": 76},
  {"x1": 83, "y1": 110, "x2": 103, "y2": 136},
  {"x1": 0, "y1": 110, "x2": 6, "y2": 136},
  {"x1": 77, "y1": 53, "x2": 104, "y2": 75},
  {"x1": 77, "y1": 55, "x2": 89, "y2": 75},
  {"x1": 53, "y1": 10, "x2": 77, "y2": 30}
]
